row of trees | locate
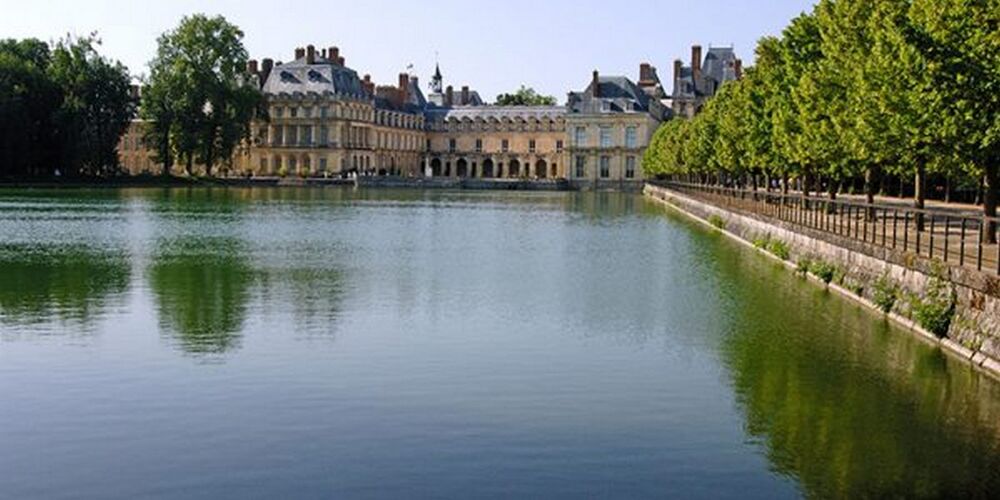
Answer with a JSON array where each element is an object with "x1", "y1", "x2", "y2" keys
[
  {"x1": 140, "y1": 14, "x2": 264, "y2": 177},
  {"x1": 643, "y1": 0, "x2": 1000, "y2": 239},
  {"x1": 0, "y1": 36, "x2": 134, "y2": 178}
]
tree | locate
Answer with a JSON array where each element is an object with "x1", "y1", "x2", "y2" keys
[
  {"x1": 0, "y1": 37, "x2": 132, "y2": 179},
  {"x1": 48, "y1": 35, "x2": 135, "y2": 177},
  {"x1": 0, "y1": 39, "x2": 61, "y2": 177},
  {"x1": 495, "y1": 85, "x2": 557, "y2": 106},
  {"x1": 908, "y1": 0, "x2": 1000, "y2": 242},
  {"x1": 143, "y1": 14, "x2": 263, "y2": 177}
]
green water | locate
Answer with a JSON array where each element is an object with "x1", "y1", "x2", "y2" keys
[{"x1": 0, "y1": 187, "x2": 998, "y2": 499}]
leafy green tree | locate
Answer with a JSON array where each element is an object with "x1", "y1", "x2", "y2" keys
[
  {"x1": 0, "y1": 39, "x2": 62, "y2": 177},
  {"x1": 495, "y1": 85, "x2": 557, "y2": 106},
  {"x1": 143, "y1": 14, "x2": 263, "y2": 177},
  {"x1": 908, "y1": 0, "x2": 1000, "y2": 241},
  {"x1": 48, "y1": 35, "x2": 135, "y2": 177}
]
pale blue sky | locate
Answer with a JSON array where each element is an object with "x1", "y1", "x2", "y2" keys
[{"x1": 1, "y1": 0, "x2": 814, "y2": 100}]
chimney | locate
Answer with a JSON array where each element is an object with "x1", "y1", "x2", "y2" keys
[
  {"x1": 639, "y1": 63, "x2": 652, "y2": 83},
  {"x1": 735, "y1": 58, "x2": 743, "y2": 79},
  {"x1": 692, "y1": 45, "x2": 703, "y2": 80},
  {"x1": 295, "y1": 47, "x2": 305, "y2": 60},
  {"x1": 674, "y1": 59, "x2": 683, "y2": 83},
  {"x1": 261, "y1": 58, "x2": 274, "y2": 82},
  {"x1": 592, "y1": 70, "x2": 600, "y2": 97},
  {"x1": 247, "y1": 59, "x2": 259, "y2": 75},
  {"x1": 306, "y1": 45, "x2": 316, "y2": 64},
  {"x1": 446, "y1": 85, "x2": 454, "y2": 107},
  {"x1": 399, "y1": 73, "x2": 410, "y2": 103},
  {"x1": 329, "y1": 46, "x2": 339, "y2": 62},
  {"x1": 321, "y1": 48, "x2": 327, "y2": 59},
  {"x1": 337, "y1": 56, "x2": 345, "y2": 66},
  {"x1": 461, "y1": 86, "x2": 470, "y2": 105}
]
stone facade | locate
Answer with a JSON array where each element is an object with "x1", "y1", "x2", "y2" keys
[{"x1": 566, "y1": 70, "x2": 667, "y2": 189}]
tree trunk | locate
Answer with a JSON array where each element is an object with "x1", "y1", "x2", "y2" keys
[
  {"x1": 984, "y1": 170, "x2": 998, "y2": 244},
  {"x1": 865, "y1": 166, "x2": 878, "y2": 221},
  {"x1": 782, "y1": 174, "x2": 789, "y2": 195},
  {"x1": 827, "y1": 180, "x2": 839, "y2": 214},
  {"x1": 945, "y1": 175, "x2": 952, "y2": 204},
  {"x1": 915, "y1": 164, "x2": 926, "y2": 232},
  {"x1": 186, "y1": 156, "x2": 193, "y2": 177}
]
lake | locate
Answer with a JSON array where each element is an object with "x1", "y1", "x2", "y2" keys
[{"x1": 1, "y1": 187, "x2": 999, "y2": 499}]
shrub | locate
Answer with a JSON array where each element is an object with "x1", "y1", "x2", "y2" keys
[
  {"x1": 872, "y1": 275, "x2": 898, "y2": 314},
  {"x1": 797, "y1": 258, "x2": 813, "y2": 275},
  {"x1": 752, "y1": 234, "x2": 770, "y2": 250},
  {"x1": 278, "y1": 166, "x2": 288, "y2": 178},
  {"x1": 908, "y1": 273, "x2": 956, "y2": 338},
  {"x1": 810, "y1": 260, "x2": 837, "y2": 284},
  {"x1": 708, "y1": 214, "x2": 726, "y2": 230},
  {"x1": 768, "y1": 240, "x2": 791, "y2": 261}
]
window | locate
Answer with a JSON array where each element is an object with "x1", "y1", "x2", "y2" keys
[
  {"x1": 449, "y1": 138, "x2": 456, "y2": 153},
  {"x1": 319, "y1": 157, "x2": 328, "y2": 172},
  {"x1": 303, "y1": 106, "x2": 313, "y2": 118},
  {"x1": 625, "y1": 156, "x2": 636, "y2": 179},
  {"x1": 319, "y1": 126, "x2": 328, "y2": 146},
  {"x1": 302, "y1": 125, "x2": 313, "y2": 146},
  {"x1": 575, "y1": 156, "x2": 586, "y2": 178},
  {"x1": 599, "y1": 127, "x2": 612, "y2": 148},
  {"x1": 290, "y1": 107, "x2": 298, "y2": 118},
  {"x1": 475, "y1": 139, "x2": 482, "y2": 153},
  {"x1": 625, "y1": 127, "x2": 637, "y2": 148},
  {"x1": 289, "y1": 157, "x2": 298, "y2": 171},
  {"x1": 320, "y1": 106, "x2": 328, "y2": 119},
  {"x1": 529, "y1": 139, "x2": 536, "y2": 153},
  {"x1": 556, "y1": 140, "x2": 563, "y2": 152},
  {"x1": 259, "y1": 157, "x2": 267, "y2": 171},
  {"x1": 600, "y1": 156, "x2": 610, "y2": 178},
  {"x1": 574, "y1": 127, "x2": 587, "y2": 146},
  {"x1": 501, "y1": 139, "x2": 509, "y2": 153},
  {"x1": 273, "y1": 106, "x2": 284, "y2": 118},
  {"x1": 426, "y1": 139, "x2": 432, "y2": 151}
]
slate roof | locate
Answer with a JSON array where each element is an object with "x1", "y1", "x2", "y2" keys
[
  {"x1": 568, "y1": 76, "x2": 653, "y2": 114},
  {"x1": 424, "y1": 105, "x2": 566, "y2": 122},
  {"x1": 262, "y1": 56, "x2": 366, "y2": 98}
]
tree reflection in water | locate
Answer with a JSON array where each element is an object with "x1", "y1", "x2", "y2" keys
[
  {"x1": 148, "y1": 237, "x2": 252, "y2": 356},
  {"x1": 0, "y1": 243, "x2": 130, "y2": 329}
]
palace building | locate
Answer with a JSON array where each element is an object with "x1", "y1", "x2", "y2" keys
[
  {"x1": 120, "y1": 43, "x2": 698, "y2": 188},
  {"x1": 671, "y1": 44, "x2": 742, "y2": 119}
]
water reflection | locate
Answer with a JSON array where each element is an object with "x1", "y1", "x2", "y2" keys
[
  {"x1": 148, "y1": 237, "x2": 252, "y2": 356},
  {"x1": 698, "y1": 230, "x2": 1000, "y2": 497},
  {"x1": 255, "y1": 265, "x2": 346, "y2": 338},
  {"x1": 0, "y1": 243, "x2": 129, "y2": 328}
]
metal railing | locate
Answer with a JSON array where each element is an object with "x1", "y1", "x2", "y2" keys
[{"x1": 654, "y1": 181, "x2": 1000, "y2": 276}]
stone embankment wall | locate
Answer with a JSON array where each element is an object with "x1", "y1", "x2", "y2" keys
[{"x1": 644, "y1": 184, "x2": 1000, "y2": 380}]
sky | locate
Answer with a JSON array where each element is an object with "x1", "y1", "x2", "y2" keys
[{"x1": 1, "y1": 0, "x2": 815, "y2": 101}]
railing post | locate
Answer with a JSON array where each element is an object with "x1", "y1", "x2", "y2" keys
[
  {"x1": 929, "y1": 216, "x2": 936, "y2": 260},
  {"x1": 904, "y1": 212, "x2": 910, "y2": 252},
  {"x1": 960, "y1": 218, "x2": 967, "y2": 266}
]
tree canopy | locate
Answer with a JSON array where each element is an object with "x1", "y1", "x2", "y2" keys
[
  {"x1": 0, "y1": 35, "x2": 133, "y2": 178},
  {"x1": 644, "y1": 0, "x2": 1000, "y2": 239},
  {"x1": 495, "y1": 86, "x2": 557, "y2": 106},
  {"x1": 141, "y1": 14, "x2": 264, "y2": 176}
]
